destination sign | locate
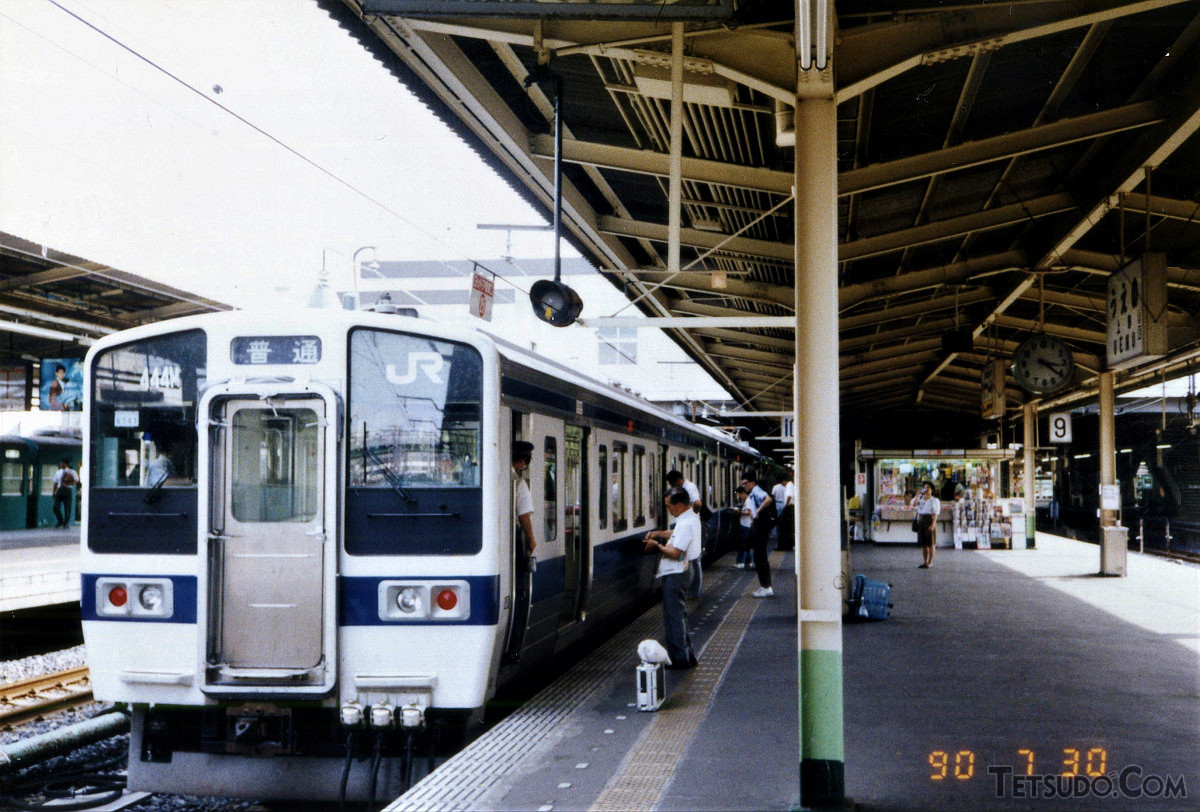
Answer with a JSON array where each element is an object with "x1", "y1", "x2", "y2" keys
[{"x1": 231, "y1": 336, "x2": 322, "y2": 365}]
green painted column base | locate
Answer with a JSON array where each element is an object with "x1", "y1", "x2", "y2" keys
[
  {"x1": 1025, "y1": 513, "x2": 1036, "y2": 549},
  {"x1": 800, "y1": 759, "x2": 844, "y2": 808}
]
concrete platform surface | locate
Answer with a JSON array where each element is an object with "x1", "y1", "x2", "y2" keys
[
  {"x1": 388, "y1": 532, "x2": 1197, "y2": 810},
  {"x1": 0, "y1": 527, "x2": 80, "y2": 611},
  {"x1": 844, "y1": 535, "x2": 1198, "y2": 811}
]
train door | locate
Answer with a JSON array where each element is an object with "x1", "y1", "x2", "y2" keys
[
  {"x1": 503, "y1": 414, "x2": 533, "y2": 664},
  {"x1": 202, "y1": 389, "x2": 336, "y2": 694},
  {"x1": 559, "y1": 425, "x2": 589, "y2": 626}
]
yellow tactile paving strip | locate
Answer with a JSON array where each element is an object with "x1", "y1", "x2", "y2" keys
[
  {"x1": 587, "y1": 588, "x2": 759, "y2": 811},
  {"x1": 385, "y1": 556, "x2": 776, "y2": 812}
]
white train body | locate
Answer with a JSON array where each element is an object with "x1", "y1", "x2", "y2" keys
[{"x1": 80, "y1": 307, "x2": 759, "y2": 800}]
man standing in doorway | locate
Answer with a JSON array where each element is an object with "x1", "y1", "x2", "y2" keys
[
  {"x1": 644, "y1": 487, "x2": 699, "y2": 669},
  {"x1": 512, "y1": 441, "x2": 537, "y2": 565}
]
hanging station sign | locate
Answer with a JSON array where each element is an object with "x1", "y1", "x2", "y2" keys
[
  {"x1": 980, "y1": 359, "x2": 1005, "y2": 420},
  {"x1": 1107, "y1": 253, "x2": 1168, "y2": 369}
]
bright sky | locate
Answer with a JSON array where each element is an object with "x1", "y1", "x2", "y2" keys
[{"x1": 0, "y1": 0, "x2": 565, "y2": 308}]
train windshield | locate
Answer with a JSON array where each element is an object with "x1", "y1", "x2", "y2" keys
[
  {"x1": 348, "y1": 329, "x2": 482, "y2": 489},
  {"x1": 89, "y1": 330, "x2": 206, "y2": 488}
]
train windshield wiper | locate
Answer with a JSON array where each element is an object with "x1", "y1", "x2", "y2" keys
[
  {"x1": 143, "y1": 475, "x2": 166, "y2": 505},
  {"x1": 363, "y1": 446, "x2": 417, "y2": 504}
]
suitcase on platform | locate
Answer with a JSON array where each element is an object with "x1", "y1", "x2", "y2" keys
[
  {"x1": 636, "y1": 662, "x2": 665, "y2": 711},
  {"x1": 849, "y1": 573, "x2": 892, "y2": 621}
]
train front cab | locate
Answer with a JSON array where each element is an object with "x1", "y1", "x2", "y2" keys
[{"x1": 82, "y1": 318, "x2": 506, "y2": 801}]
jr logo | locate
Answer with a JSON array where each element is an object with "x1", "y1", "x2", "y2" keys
[{"x1": 386, "y1": 352, "x2": 445, "y2": 385}]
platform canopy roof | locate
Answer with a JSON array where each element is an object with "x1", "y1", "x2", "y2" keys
[
  {"x1": 0, "y1": 232, "x2": 231, "y2": 364},
  {"x1": 326, "y1": 1, "x2": 1200, "y2": 438}
]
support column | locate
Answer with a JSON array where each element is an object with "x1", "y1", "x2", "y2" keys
[
  {"x1": 1098, "y1": 371, "x2": 1128, "y2": 575},
  {"x1": 667, "y1": 23, "x2": 683, "y2": 274},
  {"x1": 794, "y1": 4, "x2": 843, "y2": 804},
  {"x1": 1023, "y1": 401, "x2": 1036, "y2": 549}
]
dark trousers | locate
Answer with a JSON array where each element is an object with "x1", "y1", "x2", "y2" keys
[
  {"x1": 660, "y1": 571, "x2": 695, "y2": 666},
  {"x1": 52, "y1": 488, "x2": 73, "y2": 526},
  {"x1": 752, "y1": 520, "x2": 772, "y2": 587},
  {"x1": 687, "y1": 558, "x2": 702, "y2": 600},
  {"x1": 777, "y1": 504, "x2": 795, "y2": 550}
]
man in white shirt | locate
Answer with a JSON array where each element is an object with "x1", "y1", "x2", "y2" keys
[
  {"x1": 52, "y1": 458, "x2": 78, "y2": 527},
  {"x1": 666, "y1": 470, "x2": 704, "y2": 600},
  {"x1": 643, "y1": 488, "x2": 699, "y2": 669}
]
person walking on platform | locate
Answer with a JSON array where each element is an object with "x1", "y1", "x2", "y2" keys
[
  {"x1": 644, "y1": 487, "x2": 698, "y2": 669},
  {"x1": 665, "y1": 470, "x2": 704, "y2": 600},
  {"x1": 742, "y1": 473, "x2": 775, "y2": 597},
  {"x1": 52, "y1": 457, "x2": 78, "y2": 527},
  {"x1": 911, "y1": 480, "x2": 941, "y2": 568}
]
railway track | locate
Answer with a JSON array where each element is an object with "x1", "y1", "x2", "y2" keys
[{"x1": 0, "y1": 666, "x2": 93, "y2": 728}]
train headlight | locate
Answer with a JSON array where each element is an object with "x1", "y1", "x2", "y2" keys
[
  {"x1": 379, "y1": 580, "x2": 469, "y2": 621},
  {"x1": 138, "y1": 585, "x2": 164, "y2": 611},
  {"x1": 396, "y1": 587, "x2": 420, "y2": 614}
]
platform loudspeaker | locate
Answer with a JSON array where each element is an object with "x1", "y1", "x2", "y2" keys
[{"x1": 942, "y1": 329, "x2": 974, "y2": 354}]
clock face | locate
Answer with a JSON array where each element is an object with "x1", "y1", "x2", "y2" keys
[{"x1": 1011, "y1": 334, "x2": 1075, "y2": 394}]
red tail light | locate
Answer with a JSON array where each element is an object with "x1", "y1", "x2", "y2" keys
[
  {"x1": 435, "y1": 588, "x2": 457, "y2": 611},
  {"x1": 108, "y1": 586, "x2": 128, "y2": 607}
]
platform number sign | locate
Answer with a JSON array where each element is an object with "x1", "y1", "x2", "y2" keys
[{"x1": 1048, "y1": 412, "x2": 1072, "y2": 444}]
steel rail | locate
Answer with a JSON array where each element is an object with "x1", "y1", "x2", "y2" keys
[{"x1": 0, "y1": 666, "x2": 93, "y2": 728}]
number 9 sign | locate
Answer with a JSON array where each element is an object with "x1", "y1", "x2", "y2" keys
[{"x1": 1048, "y1": 412, "x2": 1072, "y2": 443}]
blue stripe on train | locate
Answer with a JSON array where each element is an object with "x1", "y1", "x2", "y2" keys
[
  {"x1": 79, "y1": 533, "x2": 652, "y2": 627},
  {"x1": 80, "y1": 574, "x2": 198, "y2": 623}
]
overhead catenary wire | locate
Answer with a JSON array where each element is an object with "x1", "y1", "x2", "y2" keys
[{"x1": 38, "y1": 0, "x2": 535, "y2": 298}]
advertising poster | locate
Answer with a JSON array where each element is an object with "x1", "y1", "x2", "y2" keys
[
  {"x1": 40, "y1": 358, "x2": 83, "y2": 411},
  {"x1": 0, "y1": 362, "x2": 30, "y2": 411}
]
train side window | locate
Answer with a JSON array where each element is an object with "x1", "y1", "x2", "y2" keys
[
  {"x1": 544, "y1": 436, "x2": 557, "y2": 542},
  {"x1": 1, "y1": 460, "x2": 23, "y2": 495},
  {"x1": 612, "y1": 442, "x2": 627, "y2": 532},
  {"x1": 648, "y1": 451, "x2": 659, "y2": 524},
  {"x1": 598, "y1": 445, "x2": 607, "y2": 530},
  {"x1": 632, "y1": 446, "x2": 645, "y2": 527}
]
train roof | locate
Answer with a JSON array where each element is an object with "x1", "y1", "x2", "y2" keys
[
  {"x1": 484, "y1": 330, "x2": 760, "y2": 458},
  {"x1": 85, "y1": 305, "x2": 762, "y2": 460}
]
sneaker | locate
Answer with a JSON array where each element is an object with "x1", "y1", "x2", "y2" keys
[
  {"x1": 918, "y1": 563, "x2": 929, "y2": 569},
  {"x1": 751, "y1": 586, "x2": 774, "y2": 598}
]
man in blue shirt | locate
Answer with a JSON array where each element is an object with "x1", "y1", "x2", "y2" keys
[{"x1": 644, "y1": 487, "x2": 699, "y2": 669}]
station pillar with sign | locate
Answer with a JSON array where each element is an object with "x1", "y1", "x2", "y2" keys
[{"x1": 1098, "y1": 372, "x2": 1127, "y2": 575}]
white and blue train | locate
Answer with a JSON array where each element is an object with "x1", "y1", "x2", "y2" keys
[{"x1": 80, "y1": 304, "x2": 761, "y2": 801}]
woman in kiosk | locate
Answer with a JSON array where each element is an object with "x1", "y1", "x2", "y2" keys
[{"x1": 910, "y1": 480, "x2": 941, "y2": 568}]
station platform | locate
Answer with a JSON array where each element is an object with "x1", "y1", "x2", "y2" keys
[
  {"x1": 0, "y1": 527, "x2": 80, "y2": 611},
  {"x1": 388, "y1": 533, "x2": 1199, "y2": 811}
]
